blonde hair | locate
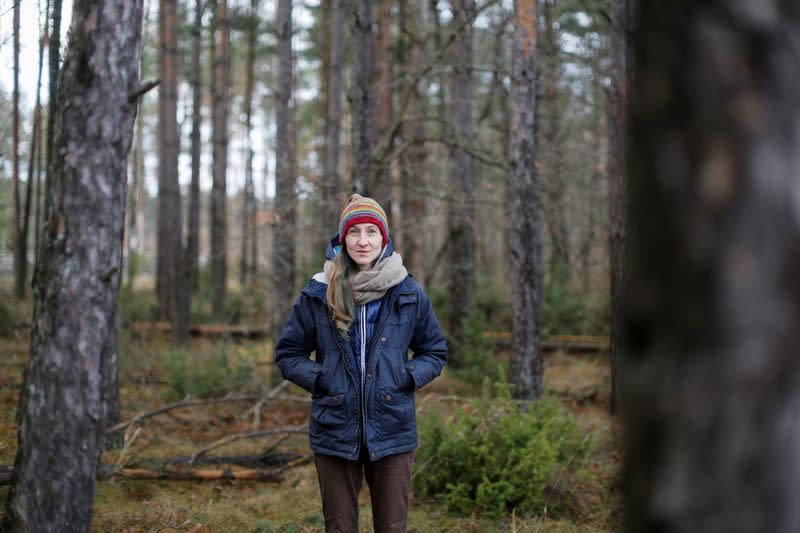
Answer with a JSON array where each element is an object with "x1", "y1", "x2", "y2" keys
[{"x1": 326, "y1": 251, "x2": 358, "y2": 335}]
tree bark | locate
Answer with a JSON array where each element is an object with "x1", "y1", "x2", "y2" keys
[
  {"x1": 371, "y1": 0, "x2": 394, "y2": 207},
  {"x1": 351, "y1": 0, "x2": 374, "y2": 194},
  {"x1": 44, "y1": 0, "x2": 63, "y2": 217},
  {"x1": 541, "y1": 0, "x2": 570, "y2": 286},
  {"x1": 623, "y1": 3, "x2": 800, "y2": 532},
  {"x1": 271, "y1": 0, "x2": 295, "y2": 385},
  {"x1": 240, "y1": 0, "x2": 259, "y2": 285},
  {"x1": 446, "y1": 0, "x2": 476, "y2": 367},
  {"x1": 211, "y1": 0, "x2": 230, "y2": 318},
  {"x1": 1, "y1": 0, "x2": 144, "y2": 529},
  {"x1": 398, "y1": 0, "x2": 428, "y2": 283},
  {"x1": 157, "y1": 0, "x2": 182, "y2": 323},
  {"x1": 321, "y1": 0, "x2": 345, "y2": 241},
  {"x1": 20, "y1": 0, "x2": 50, "y2": 303},
  {"x1": 185, "y1": 0, "x2": 203, "y2": 294},
  {"x1": 12, "y1": 0, "x2": 22, "y2": 299},
  {"x1": 608, "y1": 0, "x2": 628, "y2": 415},
  {"x1": 33, "y1": 2, "x2": 52, "y2": 270},
  {"x1": 509, "y1": 0, "x2": 542, "y2": 401}
]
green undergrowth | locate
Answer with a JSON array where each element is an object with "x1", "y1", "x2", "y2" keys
[
  {"x1": 164, "y1": 342, "x2": 262, "y2": 399},
  {"x1": 413, "y1": 372, "x2": 595, "y2": 519}
]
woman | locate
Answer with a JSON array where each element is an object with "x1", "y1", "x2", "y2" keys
[{"x1": 275, "y1": 194, "x2": 447, "y2": 533}]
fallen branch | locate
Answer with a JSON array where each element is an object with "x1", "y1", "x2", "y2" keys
[
  {"x1": 0, "y1": 462, "x2": 307, "y2": 485},
  {"x1": 247, "y1": 379, "x2": 291, "y2": 430},
  {"x1": 106, "y1": 394, "x2": 260, "y2": 435},
  {"x1": 189, "y1": 425, "x2": 308, "y2": 465}
]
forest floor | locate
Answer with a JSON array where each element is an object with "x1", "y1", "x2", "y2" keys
[{"x1": 0, "y1": 302, "x2": 620, "y2": 532}]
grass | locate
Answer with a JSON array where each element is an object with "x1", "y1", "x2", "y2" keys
[{"x1": 0, "y1": 290, "x2": 619, "y2": 532}]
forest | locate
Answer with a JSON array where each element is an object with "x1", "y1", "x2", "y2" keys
[{"x1": 1, "y1": 0, "x2": 800, "y2": 532}]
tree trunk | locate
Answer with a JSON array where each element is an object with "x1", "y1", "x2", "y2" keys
[
  {"x1": 608, "y1": 0, "x2": 628, "y2": 415},
  {"x1": 211, "y1": 0, "x2": 230, "y2": 318},
  {"x1": 541, "y1": 0, "x2": 569, "y2": 286},
  {"x1": 509, "y1": 0, "x2": 542, "y2": 401},
  {"x1": 157, "y1": 0, "x2": 182, "y2": 324},
  {"x1": 351, "y1": 0, "x2": 374, "y2": 194},
  {"x1": 321, "y1": 0, "x2": 345, "y2": 240},
  {"x1": 34, "y1": 1, "x2": 52, "y2": 269},
  {"x1": 1, "y1": 0, "x2": 144, "y2": 528},
  {"x1": 22, "y1": 0, "x2": 49, "y2": 301},
  {"x1": 12, "y1": 0, "x2": 22, "y2": 299},
  {"x1": 44, "y1": 0, "x2": 63, "y2": 217},
  {"x1": 371, "y1": 0, "x2": 394, "y2": 207},
  {"x1": 446, "y1": 0, "x2": 476, "y2": 367},
  {"x1": 272, "y1": 0, "x2": 295, "y2": 386},
  {"x1": 185, "y1": 0, "x2": 203, "y2": 294},
  {"x1": 623, "y1": 3, "x2": 800, "y2": 532},
  {"x1": 398, "y1": 0, "x2": 428, "y2": 284},
  {"x1": 240, "y1": 0, "x2": 259, "y2": 285}
]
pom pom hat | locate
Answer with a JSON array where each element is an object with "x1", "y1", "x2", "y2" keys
[{"x1": 338, "y1": 194, "x2": 389, "y2": 246}]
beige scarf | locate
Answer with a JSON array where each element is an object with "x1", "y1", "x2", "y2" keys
[{"x1": 323, "y1": 251, "x2": 408, "y2": 305}]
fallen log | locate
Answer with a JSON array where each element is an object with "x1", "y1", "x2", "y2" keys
[
  {"x1": 486, "y1": 332, "x2": 609, "y2": 353},
  {"x1": 0, "y1": 460, "x2": 311, "y2": 485},
  {"x1": 102, "y1": 466, "x2": 285, "y2": 482}
]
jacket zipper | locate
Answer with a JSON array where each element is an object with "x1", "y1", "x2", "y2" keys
[
  {"x1": 332, "y1": 319, "x2": 360, "y2": 456},
  {"x1": 360, "y1": 290, "x2": 414, "y2": 459}
]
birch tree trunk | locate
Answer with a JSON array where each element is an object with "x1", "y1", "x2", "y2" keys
[
  {"x1": 271, "y1": 0, "x2": 295, "y2": 385},
  {"x1": 509, "y1": 0, "x2": 542, "y2": 401},
  {"x1": 211, "y1": 0, "x2": 230, "y2": 318},
  {"x1": 351, "y1": 0, "x2": 374, "y2": 194},
  {"x1": 624, "y1": 3, "x2": 800, "y2": 532},
  {"x1": 157, "y1": 0, "x2": 182, "y2": 322},
  {"x1": 446, "y1": 0, "x2": 476, "y2": 367},
  {"x1": 1, "y1": 0, "x2": 143, "y2": 528}
]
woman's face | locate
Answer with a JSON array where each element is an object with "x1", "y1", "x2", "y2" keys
[{"x1": 344, "y1": 223, "x2": 383, "y2": 271}]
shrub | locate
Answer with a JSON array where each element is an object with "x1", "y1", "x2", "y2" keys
[
  {"x1": 542, "y1": 279, "x2": 609, "y2": 337},
  {"x1": 446, "y1": 309, "x2": 498, "y2": 386},
  {"x1": 413, "y1": 374, "x2": 593, "y2": 518},
  {"x1": 164, "y1": 342, "x2": 256, "y2": 399},
  {"x1": 118, "y1": 289, "x2": 158, "y2": 324}
]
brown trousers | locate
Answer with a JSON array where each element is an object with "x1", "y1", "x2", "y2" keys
[{"x1": 314, "y1": 449, "x2": 414, "y2": 533}]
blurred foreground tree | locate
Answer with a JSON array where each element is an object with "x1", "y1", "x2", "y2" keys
[
  {"x1": 608, "y1": 0, "x2": 629, "y2": 414},
  {"x1": 1, "y1": 0, "x2": 144, "y2": 528},
  {"x1": 624, "y1": 3, "x2": 800, "y2": 532}
]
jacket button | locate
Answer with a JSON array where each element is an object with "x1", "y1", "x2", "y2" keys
[
  {"x1": 381, "y1": 337, "x2": 386, "y2": 342},
  {"x1": 386, "y1": 394, "x2": 393, "y2": 401},
  {"x1": 367, "y1": 373, "x2": 373, "y2": 379}
]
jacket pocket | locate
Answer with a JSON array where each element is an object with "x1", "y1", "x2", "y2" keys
[
  {"x1": 311, "y1": 393, "x2": 349, "y2": 432},
  {"x1": 375, "y1": 387, "x2": 416, "y2": 439}
]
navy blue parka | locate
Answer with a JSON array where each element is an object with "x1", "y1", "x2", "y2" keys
[{"x1": 274, "y1": 238, "x2": 447, "y2": 462}]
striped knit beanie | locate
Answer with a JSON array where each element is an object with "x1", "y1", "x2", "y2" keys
[{"x1": 338, "y1": 194, "x2": 389, "y2": 246}]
